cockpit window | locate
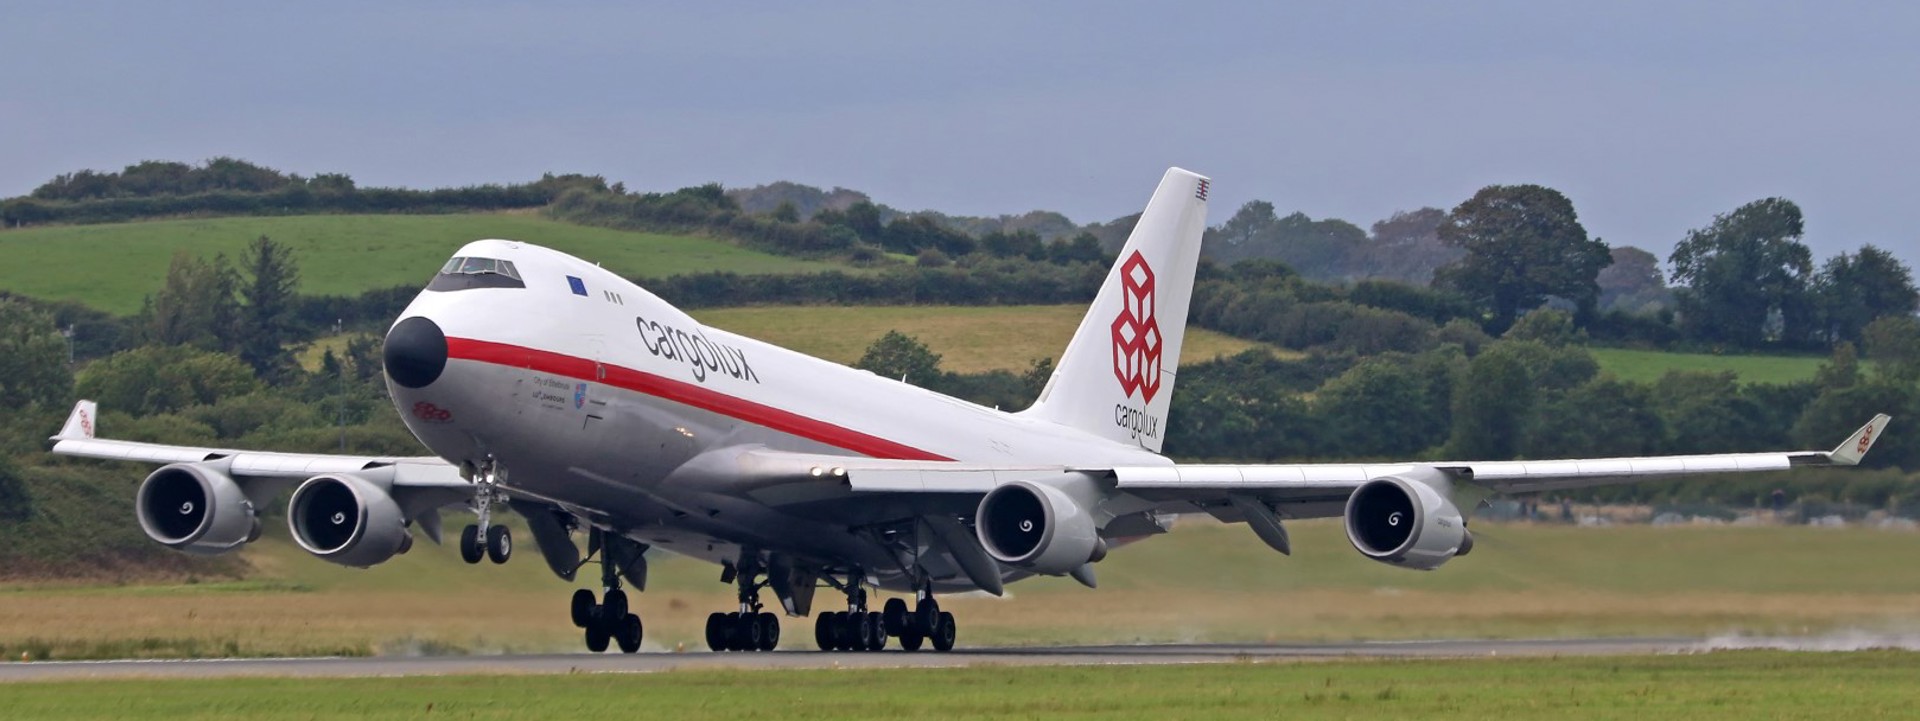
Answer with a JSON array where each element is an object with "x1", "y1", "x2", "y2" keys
[{"x1": 429, "y1": 256, "x2": 526, "y2": 291}]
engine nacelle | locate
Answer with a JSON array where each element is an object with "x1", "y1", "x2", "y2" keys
[
  {"x1": 288, "y1": 473, "x2": 411, "y2": 568},
  {"x1": 975, "y1": 476, "x2": 1105, "y2": 576},
  {"x1": 1343, "y1": 470, "x2": 1470, "y2": 571},
  {"x1": 136, "y1": 463, "x2": 260, "y2": 555}
]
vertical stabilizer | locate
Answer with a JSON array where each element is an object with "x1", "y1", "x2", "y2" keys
[{"x1": 1021, "y1": 168, "x2": 1209, "y2": 453}]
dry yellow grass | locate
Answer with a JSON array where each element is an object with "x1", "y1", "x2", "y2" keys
[
  {"x1": 693, "y1": 305, "x2": 1291, "y2": 373},
  {"x1": 7, "y1": 519, "x2": 1920, "y2": 659}
]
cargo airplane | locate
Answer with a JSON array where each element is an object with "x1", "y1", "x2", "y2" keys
[{"x1": 51, "y1": 168, "x2": 1890, "y2": 654}]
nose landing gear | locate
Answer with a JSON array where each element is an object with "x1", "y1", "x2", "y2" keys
[{"x1": 459, "y1": 459, "x2": 512, "y2": 565}]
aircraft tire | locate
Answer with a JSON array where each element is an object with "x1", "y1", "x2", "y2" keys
[
  {"x1": 570, "y1": 589, "x2": 595, "y2": 628},
  {"x1": 914, "y1": 598, "x2": 940, "y2": 635},
  {"x1": 899, "y1": 629, "x2": 925, "y2": 652},
  {"x1": 704, "y1": 612, "x2": 727, "y2": 651},
  {"x1": 882, "y1": 598, "x2": 908, "y2": 636},
  {"x1": 459, "y1": 525, "x2": 483, "y2": 564},
  {"x1": 485, "y1": 525, "x2": 512, "y2": 564},
  {"x1": 616, "y1": 614, "x2": 643, "y2": 654},
  {"x1": 756, "y1": 612, "x2": 780, "y2": 651},
  {"x1": 813, "y1": 613, "x2": 834, "y2": 650},
  {"x1": 585, "y1": 619, "x2": 612, "y2": 653},
  {"x1": 602, "y1": 589, "x2": 628, "y2": 620},
  {"x1": 931, "y1": 611, "x2": 956, "y2": 652}
]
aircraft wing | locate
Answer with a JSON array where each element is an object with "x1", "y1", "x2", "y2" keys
[
  {"x1": 832, "y1": 414, "x2": 1891, "y2": 519},
  {"x1": 47, "y1": 400, "x2": 467, "y2": 488}
]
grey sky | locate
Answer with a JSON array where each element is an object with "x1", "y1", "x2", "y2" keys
[{"x1": 4, "y1": 1, "x2": 1916, "y2": 266}]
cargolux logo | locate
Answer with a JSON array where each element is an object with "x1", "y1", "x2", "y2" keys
[{"x1": 1109, "y1": 251, "x2": 1162, "y2": 403}]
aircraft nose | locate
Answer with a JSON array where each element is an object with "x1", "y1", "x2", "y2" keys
[{"x1": 384, "y1": 316, "x2": 447, "y2": 389}]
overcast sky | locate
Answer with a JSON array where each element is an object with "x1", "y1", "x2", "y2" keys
[{"x1": 4, "y1": 1, "x2": 1916, "y2": 266}]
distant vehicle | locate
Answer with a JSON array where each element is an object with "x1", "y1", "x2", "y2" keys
[{"x1": 51, "y1": 168, "x2": 1889, "y2": 655}]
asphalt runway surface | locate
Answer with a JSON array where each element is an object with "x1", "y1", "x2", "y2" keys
[{"x1": 0, "y1": 637, "x2": 1691, "y2": 682}]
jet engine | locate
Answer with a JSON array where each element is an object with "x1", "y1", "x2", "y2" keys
[
  {"x1": 288, "y1": 473, "x2": 412, "y2": 568},
  {"x1": 1343, "y1": 470, "x2": 1471, "y2": 571},
  {"x1": 136, "y1": 462, "x2": 261, "y2": 554},
  {"x1": 975, "y1": 476, "x2": 1106, "y2": 575}
]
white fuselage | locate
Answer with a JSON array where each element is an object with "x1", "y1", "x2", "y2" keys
[{"x1": 388, "y1": 240, "x2": 1168, "y2": 587}]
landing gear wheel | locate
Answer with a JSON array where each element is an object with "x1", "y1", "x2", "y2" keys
[
  {"x1": 755, "y1": 612, "x2": 780, "y2": 651},
  {"x1": 570, "y1": 589, "x2": 595, "y2": 628},
  {"x1": 834, "y1": 612, "x2": 859, "y2": 651},
  {"x1": 931, "y1": 611, "x2": 956, "y2": 652},
  {"x1": 459, "y1": 524, "x2": 483, "y2": 564},
  {"x1": 857, "y1": 612, "x2": 884, "y2": 651},
  {"x1": 899, "y1": 628, "x2": 925, "y2": 651},
  {"x1": 585, "y1": 618, "x2": 612, "y2": 653},
  {"x1": 814, "y1": 613, "x2": 835, "y2": 651},
  {"x1": 732, "y1": 612, "x2": 763, "y2": 652},
  {"x1": 705, "y1": 612, "x2": 729, "y2": 652},
  {"x1": 485, "y1": 525, "x2": 512, "y2": 564},
  {"x1": 882, "y1": 598, "x2": 909, "y2": 636},
  {"x1": 914, "y1": 598, "x2": 940, "y2": 635},
  {"x1": 615, "y1": 614, "x2": 643, "y2": 654},
  {"x1": 602, "y1": 589, "x2": 629, "y2": 621}
]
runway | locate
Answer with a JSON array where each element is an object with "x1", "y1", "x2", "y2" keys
[{"x1": 0, "y1": 637, "x2": 1691, "y2": 682}]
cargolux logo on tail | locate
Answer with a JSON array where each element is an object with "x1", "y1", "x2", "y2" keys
[{"x1": 1110, "y1": 251, "x2": 1162, "y2": 403}]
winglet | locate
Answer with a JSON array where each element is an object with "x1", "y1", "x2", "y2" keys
[
  {"x1": 1828, "y1": 414, "x2": 1892, "y2": 466},
  {"x1": 54, "y1": 400, "x2": 98, "y2": 440}
]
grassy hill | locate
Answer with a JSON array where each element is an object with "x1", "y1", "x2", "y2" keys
[
  {"x1": 1591, "y1": 347, "x2": 1826, "y2": 385},
  {"x1": 0, "y1": 214, "x2": 842, "y2": 315},
  {"x1": 692, "y1": 305, "x2": 1290, "y2": 373}
]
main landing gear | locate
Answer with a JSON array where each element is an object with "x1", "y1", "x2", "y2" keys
[
  {"x1": 813, "y1": 577, "x2": 955, "y2": 652},
  {"x1": 459, "y1": 459, "x2": 512, "y2": 565},
  {"x1": 572, "y1": 529, "x2": 643, "y2": 654},
  {"x1": 706, "y1": 557, "x2": 781, "y2": 652}
]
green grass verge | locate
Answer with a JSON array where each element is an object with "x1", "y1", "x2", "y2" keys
[
  {"x1": 4, "y1": 652, "x2": 1917, "y2": 720},
  {"x1": 0, "y1": 214, "x2": 841, "y2": 314},
  {"x1": 1591, "y1": 347, "x2": 1826, "y2": 385}
]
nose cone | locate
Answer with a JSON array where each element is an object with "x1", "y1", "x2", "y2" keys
[{"x1": 384, "y1": 317, "x2": 447, "y2": 389}]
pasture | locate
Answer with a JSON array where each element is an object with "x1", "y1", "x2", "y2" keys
[
  {"x1": 0, "y1": 214, "x2": 838, "y2": 314},
  {"x1": 1590, "y1": 347, "x2": 1826, "y2": 385},
  {"x1": 4, "y1": 519, "x2": 1918, "y2": 660},
  {"x1": 4, "y1": 652, "x2": 1917, "y2": 720},
  {"x1": 693, "y1": 305, "x2": 1289, "y2": 373}
]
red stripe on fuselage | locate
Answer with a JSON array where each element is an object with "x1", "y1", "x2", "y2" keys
[{"x1": 444, "y1": 337, "x2": 953, "y2": 462}]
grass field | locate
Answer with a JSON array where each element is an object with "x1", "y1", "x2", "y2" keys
[
  {"x1": 1591, "y1": 347, "x2": 1826, "y2": 385},
  {"x1": 693, "y1": 305, "x2": 1290, "y2": 373},
  {"x1": 5, "y1": 520, "x2": 1919, "y2": 660},
  {"x1": 5, "y1": 652, "x2": 1917, "y2": 720},
  {"x1": 0, "y1": 214, "x2": 840, "y2": 314}
]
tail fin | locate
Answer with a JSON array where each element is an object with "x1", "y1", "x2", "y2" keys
[{"x1": 1021, "y1": 168, "x2": 1210, "y2": 453}]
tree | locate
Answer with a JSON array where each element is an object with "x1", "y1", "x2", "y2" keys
[
  {"x1": 1314, "y1": 359, "x2": 1448, "y2": 457},
  {"x1": 1362, "y1": 207, "x2": 1459, "y2": 284},
  {"x1": 1446, "y1": 344, "x2": 1535, "y2": 459},
  {"x1": 1668, "y1": 198, "x2": 1814, "y2": 347},
  {"x1": 0, "y1": 299, "x2": 74, "y2": 409},
  {"x1": 1812, "y1": 245, "x2": 1919, "y2": 345},
  {"x1": 1863, "y1": 315, "x2": 1920, "y2": 384},
  {"x1": 236, "y1": 235, "x2": 300, "y2": 379},
  {"x1": 855, "y1": 331, "x2": 943, "y2": 387},
  {"x1": 1596, "y1": 246, "x2": 1671, "y2": 313},
  {"x1": 143, "y1": 251, "x2": 238, "y2": 350},
  {"x1": 75, "y1": 345, "x2": 259, "y2": 415},
  {"x1": 1433, "y1": 185, "x2": 1611, "y2": 333}
]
